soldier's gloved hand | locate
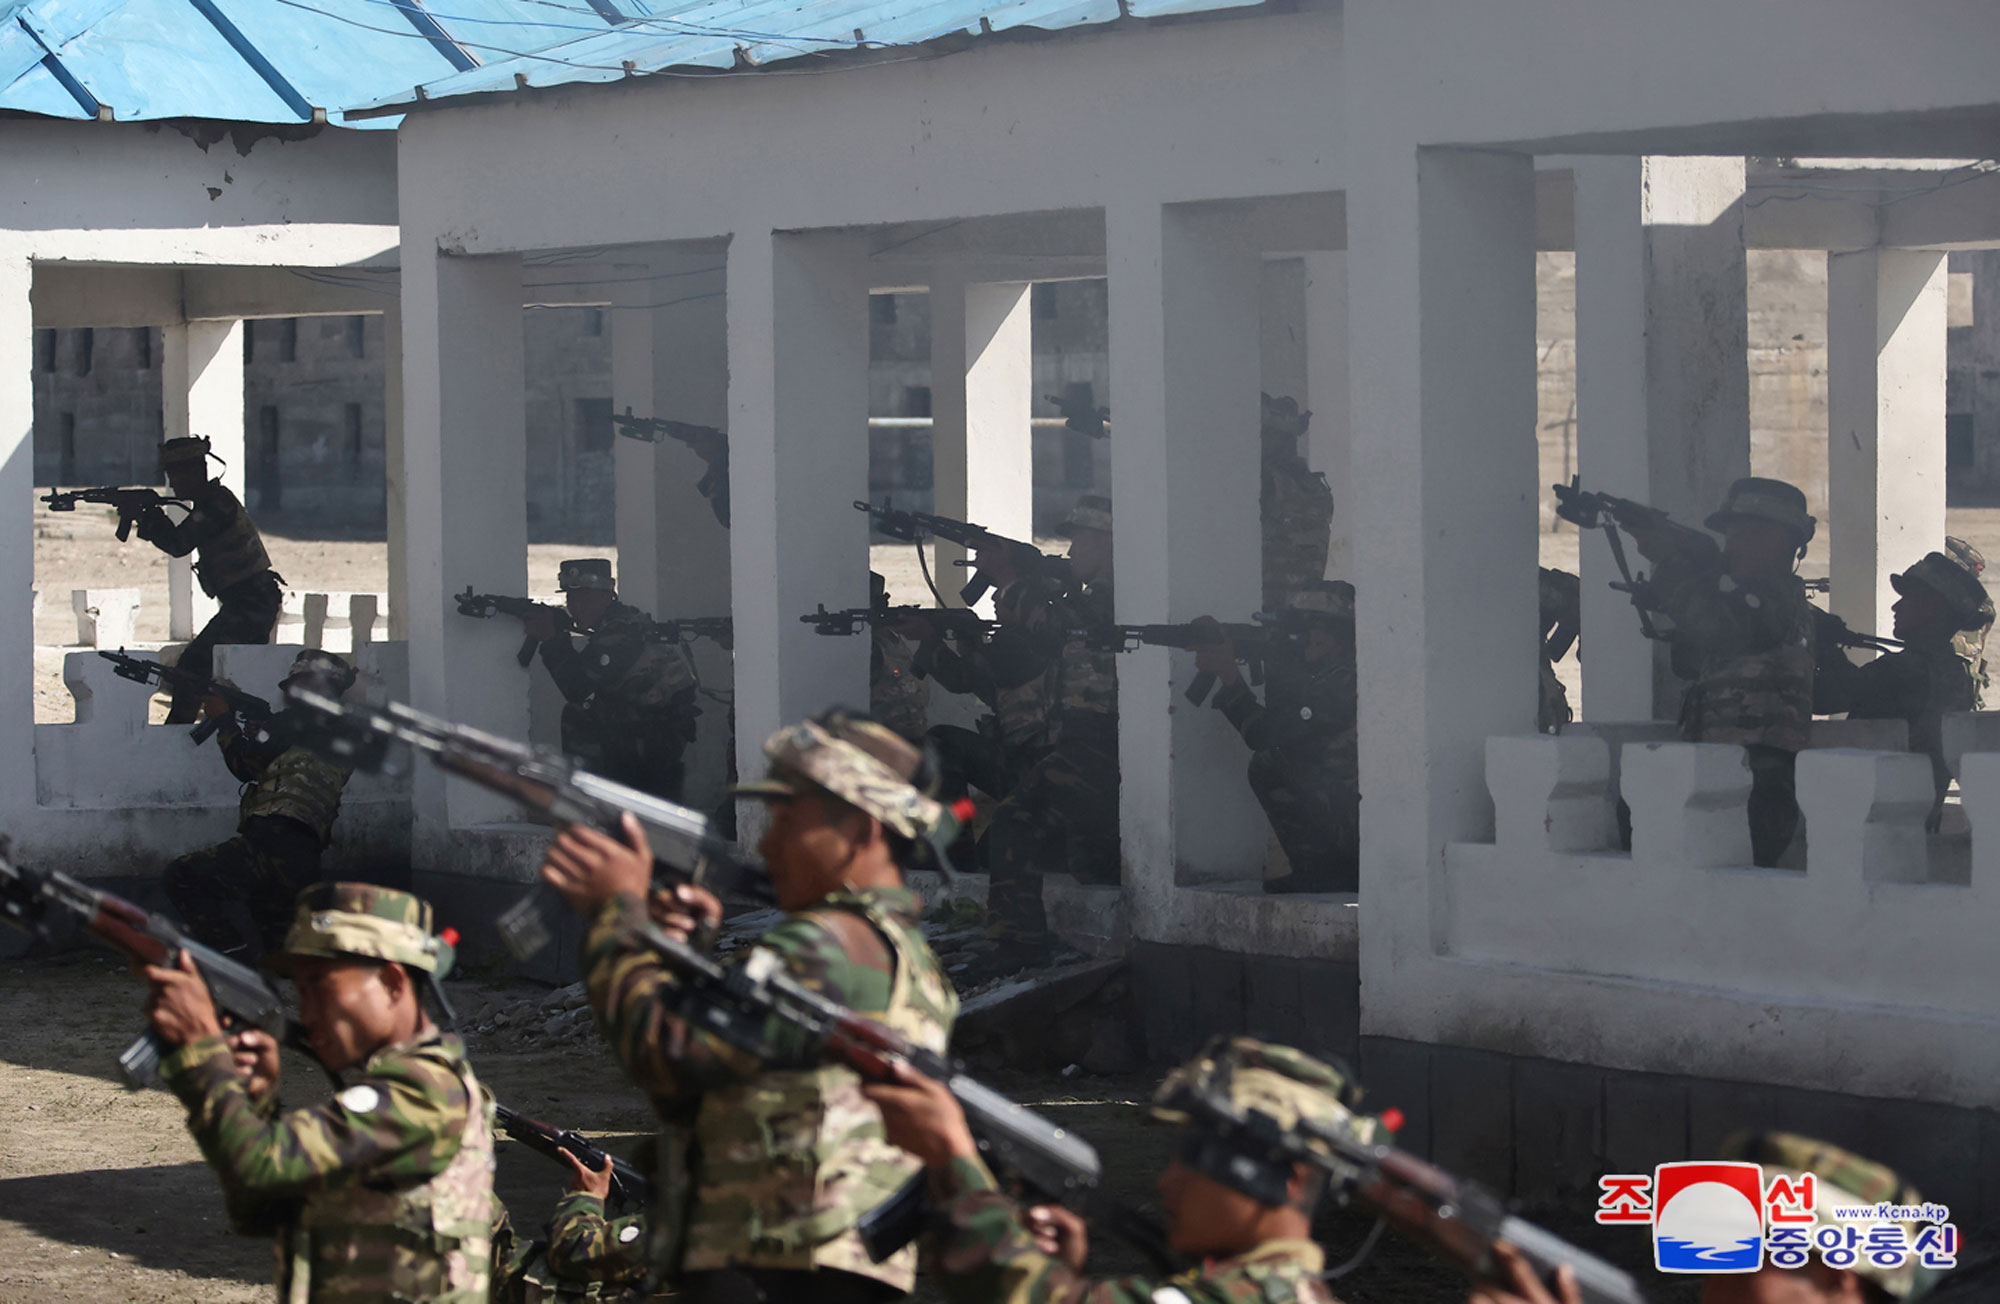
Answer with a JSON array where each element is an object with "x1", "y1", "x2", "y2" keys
[
  {"x1": 647, "y1": 883, "x2": 722, "y2": 943},
  {"x1": 860, "y1": 1060, "x2": 978, "y2": 1173},
  {"x1": 540, "y1": 812, "x2": 654, "y2": 914},
  {"x1": 1466, "y1": 1242, "x2": 1582, "y2": 1304},
  {"x1": 199, "y1": 692, "x2": 231, "y2": 721},
  {"x1": 1189, "y1": 616, "x2": 1240, "y2": 683},
  {"x1": 140, "y1": 950, "x2": 224, "y2": 1048},
  {"x1": 973, "y1": 544, "x2": 1020, "y2": 592},
  {"x1": 558, "y1": 1147, "x2": 615, "y2": 1200},
  {"x1": 1025, "y1": 1204, "x2": 1089, "y2": 1271},
  {"x1": 228, "y1": 1027, "x2": 281, "y2": 1101}
]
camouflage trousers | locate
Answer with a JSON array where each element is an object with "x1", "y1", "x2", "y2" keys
[
  {"x1": 1744, "y1": 744, "x2": 1800, "y2": 869},
  {"x1": 1248, "y1": 749, "x2": 1358, "y2": 892},
  {"x1": 163, "y1": 815, "x2": 323, "y2": 954},
  {"x1": 679, "y1": 1267, "x2": 900, "y2": 1304},
  {"x1": 167, "y1": 572, "x2": 281, "y2": 723},
  {"x1": 562, "y1": 705, "x2": 691, "y2": 802},
  {"x1": 984, "y1": 731, "x2": 1119, "y2": 947}
]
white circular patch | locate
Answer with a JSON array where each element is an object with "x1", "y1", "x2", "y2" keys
[
  {"x1": 1152, "y1": 1290, "x2": 1192, "y2": 1304},
  {"x1": 618, "y1": 1225, "x2": 641, "y2": 1244},
  {"x1": 1299, "y1": 706, "x2": 1313, "y2": 721},
  {"x1": 1744, "y1": 593, "x2": 1762, "y2": 609},
  {"x1": 598, "y1": 654, "x2": 612, "y2": 666},
  {"x1": 337, "y1": 1085, "x2": 381, "y2": 1114}
]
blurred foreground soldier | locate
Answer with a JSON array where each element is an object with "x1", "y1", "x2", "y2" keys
[
  {"x1": 538, "y1": 710, "x2": 961, "y2": 1303},
  {"x1": 1538, "y1": 567, "x2": 1580, "y2": 732},
  {"x1": 982, "y1": 495, "x2": 1119, "y2": 974},
  {"x1": 1193, "y1": 580, "x2": 1358, "y2": 894},
  {"x1": 863, "y1": 1035, "x2": 1372, "y2": 1304},
  {"x1": 1941, "y1": 536, "x2": 1992, "y2": 706},
  {"x1": 143, "y1": 883, "x2": 495, "y2": 1303},
  {"x1": 524, "y1": 559, "x2": 700, "y2": 801},
  {"x1": 870, "y1": 572, "x2": 931, "y2": 741},
  {"x1": 1843, "y1": 553, "x2": 1983, "y2": 825},
  {"x1": 1261, "y1": 394, "x2": 1335, "y2": 611},
  {"x1": 164, "y1": 649, "x2": 356, "y2": 958},
  {"x1": 494, "y1": 1141, "x2": 657, "y2": 1304},
  {"x1": 1626, "y1": 477, "x2": 1816, "y2": 867},
  {"x1": 136, "y1": 436, "x2": 282, "y2": 722}
]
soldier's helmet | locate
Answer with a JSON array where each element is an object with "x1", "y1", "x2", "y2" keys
[
  {"x1": 557, "y1": 558, "x2": 617, "y2": 593},
  {"x1": 158, "y1": 435, "x2": 213, "y2": 471},
  {"x1": 1705, "y1": 477, "x2": 1817, "y2": 547},
  {"x1": 1286, "y1": 579, "x2": 1355, "y2": 625},
  {"x1": 732, "y1": 708, "x2": 966, "y2": 849},
  {"x1": 1150, "y1": 1036, "x2": 1390, "y2": 1207},
  {"x1": 266, "y1": 882, "x2": 457, "y2": 979},
  {"x1": 1892, "y1": 552, "x2": 1992, "y2": 633},
  {"x1": 1718, "y1": 1132, "x2": 1942, "y2": 1300},
  {"x1": 1943, "y1": 535, "x2": 1986, "y2": 578},
  {"x1": 1261, "y1": 393, "x2": 1312, "y2": 443},
  {"x1": 1057, "y1": 494, "x2": 1113, "y2": 539},
  {"x1": 280, "y1": 649, "x2": 356, "y2": 698}
]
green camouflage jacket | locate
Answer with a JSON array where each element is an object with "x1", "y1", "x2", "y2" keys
[
  {"x1": 1012, "y1": 582, "x2": 1116, "y2": 739},
  {"x1": 917, "y1": 576, "x2": 1062, "y2": 749},
  {"x1": 136, "y1": 479, "x2": 273, "y2": 597},
  {"x1": 931, "y1": 1156, "x2": 1337, "y2": 1304},
  {"x1": 1848, "y1": 639, "x2": 1977, "y2": 810},
  {"x1": 162, "y1": 1027, "x2": 495, "y2": 1303},
  {"x1": 1649, "y1": 555, "x2": 1815, "y2": 751},
  {"x1": 584, "y1": 884, "x2": 958, "y2": 1291},
  {"x1": 541, "y1": 601, "x2": 699, "y2": 719},
  {"x1": 1261, "y1": 451, "x2": 1334, "y2": 612},
  {"x1": 1213, "y1": 640, "x2": 1357, "y2": 792},
  {"x1": 871, "y1": 624, "x2": 931, "y2": 740},
  {"x1": 218, "y1": 714, "x2": 353, "y2": 844}
]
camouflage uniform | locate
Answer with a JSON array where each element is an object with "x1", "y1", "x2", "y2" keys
[
  {"x1": 1943, "y1": 536, "x2": 1993, "y2": 707},
  {"x1": 1259, "y1": 395, "x2": 1334, "y2": 612},
  {"x1": 1847, "y1": 552, "x2": 1986, "y2": 824},
  {"x1": 1650, "y1": 478, "x2": 1817, "y2": 867},
  {"x1": 584, "y1": 717, "x2": 962, "y2": 1301},
  {"x1": 1718, "y1": 1131, "x2": 1946, "y2": 1301},
  {"x1": 162, "y1": 884, "x2": 495, "y2": 1303},
  {"x1": 1212, "y1": 582, "x2": 1358, "y2": 894},
  {"x1": 493, "y1": 1193, "x2": 657, "y2": 1303},
  {"x1": 136, "y1": 437, "x2": 281, "y2": 722},
  {"x1": 538, "y1": 560, "x2": 700, "y2": 802},
  {"x1": 1538, "y1": 568, "x2": 1580, "y2": 733},
  {"x1": 165, "y1": 650, "x2": 355, "y2": 955},
  {"x1": 926, "y1": 1038, "x2": 1367, "y2": 1304},
  {"x1": 986, "y1": 498, "x2": 1120, "y2": 951},
  {"x1": 869, "y1": 575, "x2": 931, "y2": 741}
]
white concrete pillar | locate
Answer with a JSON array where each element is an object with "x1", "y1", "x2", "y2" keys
[
  {"x1": 1347, "y1": 147, "x2": 1539, "y2": 1030},
  {"x1": 1827, "y1": 249, "x2": 1948, "y2": 638},
  {"x1": 383, "y1": 308, "x2": 408, "y2": 641},
  {"x1": 0, "y1": 254, "x2": 34, "y2": 809},
  {"x1": 401, "y1": 250, "x2": 528, "y2": 854},
  {"x1": 161, "y1": 319, "x2": 245, "y2": 641},
  {"x1": 1573, "y1": 157, "x2": 1749, "y2": 719},
  {"x1": 726, "y1": 230, "x2": 869, "y2": 788},
  {"x1": 929, "y1": 277, "x2": 1034, "y2": 593},
  {"x1": 612, "y1": 267, "x2": 661, "y2": 613},
  {"x1": 1303, "y1": 251, "x2": 1351, "y2": 580},
  {"x1": 1109, "y1": 200, "x2": 1267, "y2": 919},
  {"x1": 1260, "y1": 258, "x2": 1308, "y2": 405},
  {"x1": 645, "y1": 253, "x2": 732, "y2": 809}
]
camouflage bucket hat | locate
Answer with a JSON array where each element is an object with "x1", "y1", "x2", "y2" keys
[
  {"x1": 158, "y1": 435, "x2": 212, "y2": 469},
  {"x1": 1718, "y1": 1132, "x2": 1941, "y2": 1301},
  {"x1": 557, "y1": 558, "x2": 616, "y2": 593},
  {"x1": 1261, "y1": 393, "x2": 1312, "y2": 442},
  {"x1": 1057, "y1": 494, "x2": 1113, "y2": 539},
  {"x1": 281, "y1": 649, "x2": 356, "y2": 696},
  {"x1": 1705, "y1": 476, "x2": 1816, "y2": 546},
  {"x1": 1287, "y1": 579, "x2": 1354, "y2": 623},
  {"x1": 267, "y1": 882, "x2": 456, "y2": 980},
  {"x1": 732, "y1": 711, "x2": 961, "y2": 845},
  {"x1": 1893, "y1": 552, "x2": 1992, "y2": 631},
  {"x1": 1943, "y1": 535, "x2": 1985, "y2": 578}
]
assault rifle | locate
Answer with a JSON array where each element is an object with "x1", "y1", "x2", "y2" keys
[
  {"x1": 97, "y1": 649, "x2": 274, "y2": 746},
  {"x1": 1161, "y1": 1077, "x2": 1648, "y2": 1304},
  {"x1": 278, "y1": 688, "x2": 774, "y2": 961},
  {"x1": 801, "y1": 603, "x2": 998, "y2": 642},
  {"x1": 1814, "y1": 608, "x2": 1902, "y2": 656},
  {"x1": 1076, "y1": 618, "x2": 1294, "y2": 707},
  {"x1": 494, "y1": 1103, "x2": 655, "y2": 1210},
  {"x1": 854, "y1": 501, "x2": 1072, "y2": 606},
  {"x1": 622, "y1": 919, "x2": 1179, "y2": 1273},
  {"x1": 1551, "y1": 478, "x2": 1724, "y2": 641},
  {"x1": 1046, "y1": 392, "x2": 1109, "y2": 439},
  {"x1": 611, "y1": 409, "x2": 727, "y2": 459},
  {"x1": 41, "y1": 486, "x2": 185, "y2": 542},
  {"x1": 643, "y1": 616, "x2": 733, "y2": 646},
  {"x1": 455, "y1": 587, "x2": 569, "y2": 668}
]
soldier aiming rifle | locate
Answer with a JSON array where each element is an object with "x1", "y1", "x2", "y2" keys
[{"x1": 613, "y1": 408, "x2": 731, "y2": 528}]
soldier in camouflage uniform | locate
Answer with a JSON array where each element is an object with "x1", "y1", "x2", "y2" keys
[
  {"x1": 493, "y1": 1141, "x2": 658, "y2": 1304},
  {"x1": 1620, "y1": 477, "x2": 1817, "y2": 867},
  {"x1": 132, "y1": 436, "x2": 283, "y2": 722},
  {"x1": 538, "y1": 710, "x2": 962, "y2": 1303},
  {"x1": 1260, "y1": 394, "x2": 1335, "y2": 611},
  {"x1": 981, "y1": 496, "x2": 1119, "y2": 972},
  {"x1": 1942, "y1": 536, "x2": 1992, "y2": 707},
  {"x1": 141, "y1": 882, "x2": 495, "y2": 1303},
  {"x1": 1538, "y1": 568, "x2": 1580, "y2": 733},
  {"x1": 1193, "y1": 581, "x2": 1358, "y2": 893},
  {"x1": 864, "y1": 1035, "x2": 1375, "y2": 1304},
  {"x1": 1840, "y1": 553, "x2": 1986, "y2": 827},
  {"x1": 522, "y1": 559, "x2": 701, "y2": 802},
  {"x1": 869, "y1": 573, "x2": 932, "y2": 741},
  {"x1": 164, "y1": 649, "x2": 356, "y2": 957}
]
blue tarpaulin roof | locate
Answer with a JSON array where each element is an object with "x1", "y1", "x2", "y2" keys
[
  {"x1": 345, "y1": 0, "x2": 1262, "y2": 118},
  {"x1": 0, "y1": 0, "x2": 652, "y2": 125}
]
